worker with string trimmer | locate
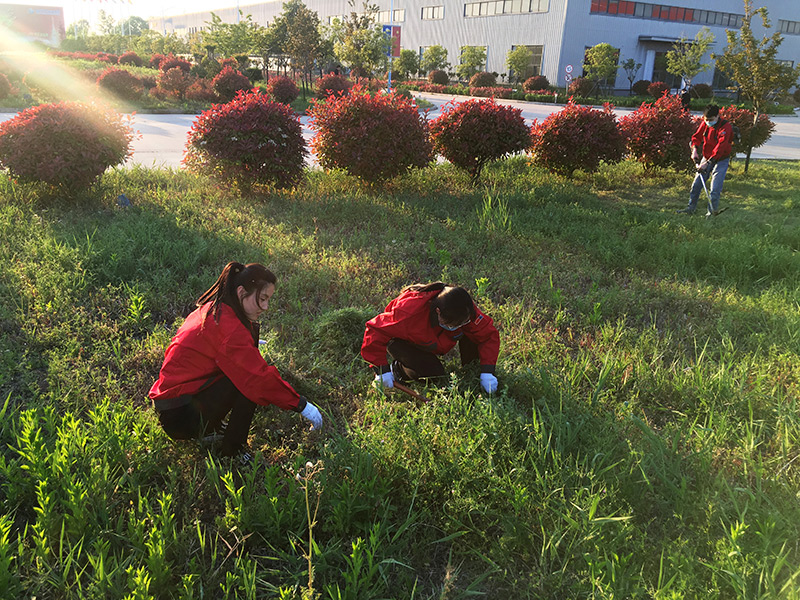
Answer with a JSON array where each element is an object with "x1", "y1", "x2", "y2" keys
[{"x1": 677, "y1": 104, "x2": 734, "y2": 218}]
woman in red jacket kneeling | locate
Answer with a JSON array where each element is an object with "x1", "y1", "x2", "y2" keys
[
  {"x1": 361, "y1": 282, "x2": 500, "y2": 394},
  {"x1": 149, "y1": 262, "x2": 322, "y2": 461}
]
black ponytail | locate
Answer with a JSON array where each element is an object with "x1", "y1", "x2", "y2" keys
[
  {"x1": 405, "y1": 282, "x2": 475, "y2": 325},
  {"x1": 198, "y1": 262, "x2": 277, "y2": 326}
]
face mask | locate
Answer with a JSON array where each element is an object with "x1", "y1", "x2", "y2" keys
[{"x1": 705, "y1": 118, "x2": 718, "y2": 127}]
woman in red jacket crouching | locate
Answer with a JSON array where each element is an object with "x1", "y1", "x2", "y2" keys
[
  {"x1": 149, "y1": 262, "x2": 322, "y2": 461},
  {"x1": 361, "y1": 282, "x2": 500, "y2": 394}
]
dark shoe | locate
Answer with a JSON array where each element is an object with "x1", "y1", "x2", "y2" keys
[
  {"x1": 391, "y1": 360, "x2": 410, "y2": 382},
  {"x1": 705, "y1": 210, "x2": 719, "y2": 218},
  {"x1": 676, "y1": 208, "x2": 695, "y2": 215}
]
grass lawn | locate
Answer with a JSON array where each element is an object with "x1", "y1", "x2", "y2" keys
[{"x1": 0, "y1": 157, "x2": 798, "y2": 598}]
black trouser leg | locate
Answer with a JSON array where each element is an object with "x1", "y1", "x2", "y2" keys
[
  {"x1": 387, "y1": 338, "x2": 446, "y2": 380},
  {"x1": 459, "y1": 336, "x2": 479, "y2": 367}
]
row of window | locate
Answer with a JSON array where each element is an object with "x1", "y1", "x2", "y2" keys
[
  {"x1": 418, "y1": 44, "x2": 544, "y2": 77},
  {"x1": 328, "y1": 9, "x2": 406, "y2": 24},
  {"x1": 421, "y1": 5, "x2": 445, "y2": 20},
  {"x1": 464, "y1": 0, "x2": 549, "y2": 18},
  {"x1": 779, "y1": 20, "x2": 800, "y2": 35},
  {"x1": 590, "y1": 0, "x2": 743, "y2": 28}
]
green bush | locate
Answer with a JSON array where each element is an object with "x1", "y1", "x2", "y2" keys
[
  {"x1": 692, "y1": 83, "x2": 712, "y2": 99},
  {"x1": 0, "y1": 73, "x2": 11, "y2": 100}
]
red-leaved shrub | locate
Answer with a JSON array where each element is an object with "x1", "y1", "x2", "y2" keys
[
  {"x1": 529, "y1": 100, "x2": 625, "y2": 176},
  {"x1": 184, "y1": 90, "x2": 307, "y2": 189},
  {"x1": 149, "y1": 54, "x2": 167, "y2": 69},
  {"x1": 619, "y1": 93, "x2": 696, "y2": 171},
  {"x1": 118, "y1": 52, "x2": 143, "y2": 67},
  {"x1": 0, "y1": 73, "x2": 11, "y2": 100},
  {"x1": 160, "y1": 56, "x2": 192, "y2": 73},
  {"x1": 315, "y1": 74, "x2": 352, "y2": 97},
  {"x1": 157, "y1": 67, "x2": 193, "y2": 99},
  {"x1": 95, "y1": 53, "x2": 118, "y2": 64},
  {"x1": 568, "y1": 77, "x2": 595, "y2": 97},
  {"x1": 632, "y1": 79, "x2": 651, "y2": 96},
  {"x1": 523, "y1": 75, "x2": 550, "y2": 92},
  {"x1": 428, "y1": 70, "x2": 449, "y2": 85},
  {"x1": 647, "y1": 81, "x2": 669, "y2": 98},
  {"x1": 97, "y1": 68, "x2": 144, "y2": 101},
  {"x1": 417, "y1": 83, "x2": 447, "y2": 93},
  {"x1": 0, "y1": 101, "x2": 133, "y2": 191},
  {"x1": 309, "y1": 85, "x2": 431, "y2": 183},
  {"x1": 470, "y1": 87, "x2": 512, "y2": 98},
  {"x1": 718, "y1": 106, "x2": 775, "y2": 154},
  {"x1": 213, "y1": 66, "x2": 251, "y2": 102},
  {"x1": 266, "y1": 76, "x2": 299, "y2": 104},
  {"x1": 429, "y1": 98, "x2": 530, "y2": 182},
  {"x1": 185, "y1": 79, "x2": 217, "y2": 103},
  {"x1": 469, "y1": 72, "x2": 496, "y2": 87}
]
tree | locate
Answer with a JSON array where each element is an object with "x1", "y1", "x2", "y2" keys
[
  {"x1": 506, "y1": 46, "x2": 532, "y2": 84},
  {"x1": 456, "y1": 46, "x2": 486, "y2": 80},
  {"x1": 66, "y1": 20, "x2": 90, "y2": 39},
  {"x1": 203, "y1": 11, "x2": 262, "y2": 57},
  {"x1": 131, "y1": 30, "x2": 189, "y2": 56},
  {"x1": 713, "y1": 0, "x2": 800, "y2": 172},
  {"x1": 281, "y1": 0, "x2": 322, "y2": 98},
  {"x1": 620, "y1": 58, "x2": 642, "y2": 95},
  {"x1": 97, "y1": 10, "x2": 116, "y2": 36},
  {"x1": 120, "y1": 16, "x2": 149, "y2": 37},
  {"x1": 329, "y1": 0, "x2": 389, "y2": 79},
  {"x1": 583, "y1": 43, "x2": 619, "y2": 95},
  {"x1": 666, "y1": 27, "x2": 714, "y2": 87},
  {"x1": 420, "y1": 44, "x2": 449, "y2": 73},
  {"x1": 254, "y1": 16, "x2": 288, "y2": 79},
  {"x1": 394, "y1": 49, "x2": 419, "y2": 79}
]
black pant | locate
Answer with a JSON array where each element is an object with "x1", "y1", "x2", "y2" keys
[
  {"x1": 157, "y1": 377, "x2": 256, "y2": 457},
  {"x1": 387, "y1": 337, "x2": 479, "y2": 380}
]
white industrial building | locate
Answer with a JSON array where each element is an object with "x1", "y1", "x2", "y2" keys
[{"x1": 149, "y1": 0, "x2": 800, "y2": 91}]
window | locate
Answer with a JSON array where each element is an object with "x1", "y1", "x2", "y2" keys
[
  {"x1": 590, "y1": 1, "x2": 742, "y2": 27},
  {"x1": 421, "y1": 5, "x2": 444, "y2": 19},
  {"x1": 510, "y1": 44, "x2": 544, "y2": 80},
  {"x1": 779, "y1": 20, "x2": 800, "y2": 35},
  {"x1": 464, "y1": 0, "x2": 547, "y2": 17},
  {"x1": 375, "y1": 9, "x2": 405, "y2": 22}
]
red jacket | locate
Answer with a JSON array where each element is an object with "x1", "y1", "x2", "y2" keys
[
  {"x1": 361, "y1": 289, "x2": 500, "y2": 371},
  {"x1": 149, "y1": 302, "x2": 301, "y2": 411},
  {"x1": 691, "y1": 119, "x2": 733, "y2": 162}
]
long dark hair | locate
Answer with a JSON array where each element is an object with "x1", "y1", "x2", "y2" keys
[
  {"x1": 198, "y1": 262, "x2": 277, "y2": 326},
  {"x1": 404, "y1": 282, "x2": 476, "y2": 325}
]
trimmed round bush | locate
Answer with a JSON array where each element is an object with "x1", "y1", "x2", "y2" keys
[
  {"x1": 529, "y1": 100, "x2": 625, "y2": 176},
  {"x1": 212, "y1": 66, "x2": 251, "y2": 102},
  {"x1": 523, "y1": 75, "x2": 550, "y2": 92},
  {"x1": 619, "y1": 93, "x2": 696, "y2": 171},
  {"x1": 568, "y1": 77, "x2": 595, "y2": 97},
  {"x1": 309, "y1": 85, "x2": 431, "y2": 183},
  {"x1": 157, "y1": 67, "x2": 193, "y2": 99},
  {"x1": 647, "y1": 81, "x2": 669, "y2": 98},
  {"x1": 632, "y1": 79, "x2": 651, "y2": 96},
  {"x1": 160, "y1": 56, "x2": 192, "y2": 73},
  {"x1": 718, "y1": 105, "x2": 775, "y2": 154},
  {"x1": 692, "y1": 83, "x2": 712, "y2": 99},
  {"x1": 149, "y1": 54, "x2": 167, "y2": 69},
  {"x1": 96, "y1": 68, "x2": 144, "y2": 101},
  {"x1": 428, "y1": 70, "x2": 449, "y2": 85},
  {"x1": 469, "y1": 71, "x2": 496, "y2": 87},
  {"x1": 0, "y1": 101, "x2": 133, "y2": 191},
  {"x1": 95, "y1": 53, "x2": 118, "y2": 64},
  {"x1": 118, "y1": 52, "x2": 143, "y2": 67},
  {"x1": 0, "y1": 73, "x2": 11, "y2": 100},
  {"x1": 266, "y1": 76, "x2": 299, "y2": 104},
  {"x1": 184, "y1": 90, "x2": 307, "y2": 189},
  {"x1": 315, "y1": 73, "x2": 352, "y2": 97},
  {"x1": 185, "y1": 79, "x2": 217, "y2": 103},
  {"x1": 429, "y1": 98, "x2": 530, "y2": 182}
]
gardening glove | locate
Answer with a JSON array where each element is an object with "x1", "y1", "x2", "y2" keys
[
  {"x1": 300, "y1": 401, "x2": 323, "y2": 431},
  {"x1": 480, "y1": 373, "x2": 498, "y2": 394},
  {"x1": 374, "y1": 371, "x2": 394, "y2": 389},
  {"x1": 696, "y1": 158, "x2": 709, "y2": 173}
]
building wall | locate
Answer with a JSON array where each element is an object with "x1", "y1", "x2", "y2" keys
[
  {"x1": 0, "y1": 3, "x2": 65, "y2": 47},
  {"x1": 150, "y1": 0, "x2": 800, "y2": 90}
]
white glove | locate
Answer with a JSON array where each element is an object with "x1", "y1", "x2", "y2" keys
[
  {"x1": 374, "y1": 371, "x2": 394, "y2": 389},
  {"x1": 300, "y1": 402, "x2": 323, "y2": 430},
  {"x1": 480, "y1": 373, "x2": 498, "y2": 394}
]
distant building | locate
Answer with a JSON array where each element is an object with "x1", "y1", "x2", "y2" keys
[
  {"x1": 149, "y1": 0, "x2": 799, "y2": 92},
  {"x1": 0, "y1": 3, "x2": 65, "y2": 47}
]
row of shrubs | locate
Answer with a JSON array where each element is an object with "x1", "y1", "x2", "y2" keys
[{"x1": 0, "y1": 88, "x2": 775, "y2": 193}]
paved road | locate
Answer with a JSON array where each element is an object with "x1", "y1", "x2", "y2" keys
[{"x1": 2, "y1": 93, "x2": 799, "y2": 169}]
